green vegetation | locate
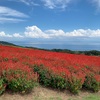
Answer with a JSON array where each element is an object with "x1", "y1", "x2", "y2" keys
[
  {"x1": 33, "y1": 65, "x2": 67, "y2": 90},
  {"x1": 33, "y1": 96, "x2": 62, "y2": 100},
  {"x1": 0, "y1": 41, "x2": 16, "y2": 46},
  {"x1": 6, "y1": 69, "x2": 37, "y2": 93},
  {"x1": 0, "y1": 78, "x2": 6, "y2": 95},
  {"x1": 83, "y1": 94, "x2": 100, "y2": 100},
  {"x1": 33, "y1": 64, "x2": 90, "y2": 94},
  {"x1": 68, "y1": 94, "x2": 100, "y2": 100},
  {"x1": 52, "y1": 49, "x2": 100, "y2": 56},
  {"x1": 83, "y1": 75, "x2": 100, "y2": 92},
  {"x1": 0, "y1": 64, "x2": 38, "y2": 94}
]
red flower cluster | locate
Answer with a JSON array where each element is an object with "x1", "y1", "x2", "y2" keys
[{"x1": 0, "y1": 45, "x2": 100, "y2": 93}]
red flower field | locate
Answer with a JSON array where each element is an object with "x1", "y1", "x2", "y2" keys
[{"x1": 0, "y1": 45, "x2": 100, "y2": 94}]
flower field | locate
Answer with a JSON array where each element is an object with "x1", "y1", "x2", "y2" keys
[{"x1": 0, "y1": 45, "x2": 100, "y2": 94}]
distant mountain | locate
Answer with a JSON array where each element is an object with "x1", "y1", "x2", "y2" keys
[
  {"x1": 51, "y1": 49, "x2": 100, "y2": 56},
  {"x1": 0, "y1": 41, "x2": 16, "y2": 46}
]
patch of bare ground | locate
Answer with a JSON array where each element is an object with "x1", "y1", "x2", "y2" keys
[{"x1": 0, "y1": 85, "x2": 100, "y2": 100}]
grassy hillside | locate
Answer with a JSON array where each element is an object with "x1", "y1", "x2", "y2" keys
[{"x1": 0, "y1": 41, "x2": 16, "y2": 46}]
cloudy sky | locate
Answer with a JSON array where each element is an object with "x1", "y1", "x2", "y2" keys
[{"x1": 0, "y1": 0, "x2": 100, "y2": 50}]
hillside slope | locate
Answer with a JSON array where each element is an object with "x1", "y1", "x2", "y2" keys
[{"x1": 0, "y1": 41, "x2": 16, "y2": 46}]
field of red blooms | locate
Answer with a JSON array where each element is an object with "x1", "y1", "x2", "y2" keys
[{"x1": 0, "y1": 45, "x2": 100, "y2": 94}]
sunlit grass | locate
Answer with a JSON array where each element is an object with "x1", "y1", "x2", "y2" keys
[
  {"x1": 68, "y1": 94, "x2": 100, "y2": 100},
  {"x1": 83, "y1": 94, "x2": 100, "y2": 100}
]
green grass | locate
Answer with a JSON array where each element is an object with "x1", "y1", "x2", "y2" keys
[
  {"x1": 34, "y1": 94, "x2": 100, "y2": 100},
  {"x1": 49, "y1": 97, "x2": 62, "y2": 100},
  {"x1": 68, "y1": 94, "x2": 100, "y2": 100},
  {"x1": 33, "y1": 96, "x2": 62, "y2": 100},
  {"x1": 83, "y1": 94, "x2": 100, "y2": 100}
]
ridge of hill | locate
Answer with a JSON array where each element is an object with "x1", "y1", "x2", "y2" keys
[{"x1": 0, "y1": 41, "x2": 16, "y2": 46}]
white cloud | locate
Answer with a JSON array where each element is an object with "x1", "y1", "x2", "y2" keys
[
  {"x1": 7, "y1": 0, "x2": 72, "y2": 9},
  {"x1": 89, "y1": 29, "x2": 100, "y2": 37},
  {"x1": 0, "y1": 26, "x2": 100, "y2": 39},
  {"x1": 24, "y1": 26, "x2": 67, "y2": 38},
  {"x1": 0, "y1": 6, "x2": 28, "y2": 23},
  {"x1": 41, "y1": 0, "x2": 72, "y2": 9},
  {"x1": 0, "y1": 17, "x2": 24, "y2": 23},
  {"x1": 24, "y1": 26, "x2": 100, "y2": 38},
  {"x1": 45, "y1": 29, "x2": 66, "y2": 37},
  {"x1": 65, "y1": 29, "x2": 100, "y2": 37},
  {"x1": 0, "y1": 31, "x2": 23, "y2": 38},
  {"x1": 8, "y1": 0, "x2": 39, "y2": 6},
  {"x1": 92, "y1": 0, "x2": 100, "y2": 7},
  {"x1": 25, "y1": 26, "x2": 49, "y2": 38},
  {"x1": 18, "y1": 0, "x2": 32, "y2": 5},
  {"x1": 90, "y1": 0, "x2": 100, "y2": 11},
  {"x1": 20, "y1": 0, "x2": 39, "y2": 6},
  {"x1": 13, "y1": 33, "x2": 23, "y2": 37},
  {"x1": 0, "y1": 31, "x2": 12, "y2": 37},
  {"x1": 0, "y1": 6, "x2": 28, "y2": 18}
]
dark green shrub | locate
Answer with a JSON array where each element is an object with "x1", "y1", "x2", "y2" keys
[
  {"x1": 5, "y1": 68, "x2": 38, "y2": 93},
  {"x1": 34, "y1": 65, "x2": 50, "y2": 86},
  {"x1": 67, "y1": 76, "x2": 83, "y2": 94},
  {"x1": 8, "y1": 78, "x2": 36, "y2": 93},
  {"x1": 33, "y1": 65, "x2": 67, "y2": 90},
  {"x1": 83, "y1": 75, "x2": 100, "y2": 92},
  {"x1": 0, "y1": 78, "x2": 6, "y2": 95},
  {"x1": 50, "y1": 75, "x2": 67, "y2": 90}
]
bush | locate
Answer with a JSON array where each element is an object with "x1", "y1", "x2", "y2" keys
[
  {"x1": 33, "y1": 64, "x2": 100, "y2": 94},
  {"x1": 67, "y1": 75, "x2": 83, "y2": 94},
  {"x1": 4, "y1": 65, "x2": 38, "y2": 93},
  {"x1": 50, "y1": 75, "x2": 67, "y2": 90},
  {"x1": 7, "y1": 77, "x2": 36, "y2": 93},
  {"x1": 0, "y1": 78, "x2": 6, "y2": 95},
  {"x1": 33, "y1": 65, "x2": 83, "y2": 93},
  {"x1": 83, "y1": 74, "x2": 100, "y2": 92},
  {"x1": 33, "y1": 65, "x2": 67, "y2": 90},
  {"x1": 34, "y1": 64, "x2": 51, "y2": 86}
]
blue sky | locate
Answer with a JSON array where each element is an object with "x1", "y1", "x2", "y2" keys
[{"x1": 0, "y1": 0, "x2": 100, "y2": 50}]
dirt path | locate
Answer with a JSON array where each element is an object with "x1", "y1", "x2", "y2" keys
[{"x1": 0, "y1": 86, "x2": 100, "y2": 100}]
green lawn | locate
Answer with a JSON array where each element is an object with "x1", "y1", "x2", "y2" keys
[
  {"x1": 83, "y1": 94, "x2": 100, "y2": 100},
  {"x1": 68, "y1": 94, "x2": 100, "y2": 100}
]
